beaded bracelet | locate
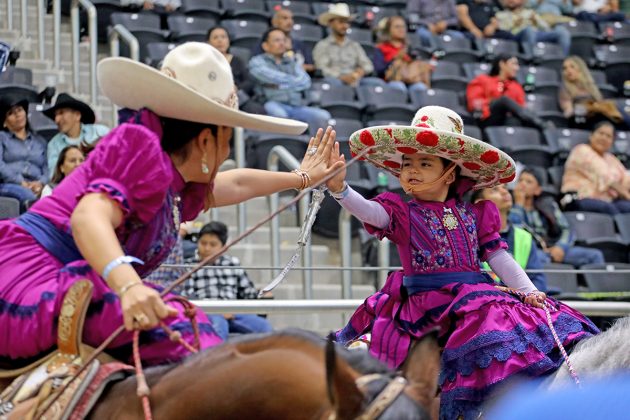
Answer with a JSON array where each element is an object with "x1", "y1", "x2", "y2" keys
[
  {"x1": 102, "y1": 255, "x2": 144, "y2": 282},
  {"x1": 292, "y1": 169, "x2": 311, "y2": 191},
  {"x1": 329, "y1": 182, "x2": 349, "y2": 200}
]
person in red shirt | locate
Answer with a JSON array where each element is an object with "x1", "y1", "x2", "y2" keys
[{"x1": 466, "y1": 54, "x2": 546, "y2": 130}]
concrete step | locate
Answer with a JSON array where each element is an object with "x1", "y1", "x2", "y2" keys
[
  {"x1": 15, "y1": 58, "x2": 51, "y2": 71},
  {"x1": 265, "y1": 284, "x2": 376, "y2": 335}
]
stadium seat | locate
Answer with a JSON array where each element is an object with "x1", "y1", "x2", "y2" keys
[
  {"x1": 580, "y1": 263, "x2": 630, "y2": 297},
  {"x1": 517, "y1": 65, "x2": 559, "y2": 96},
  {"x1": 28, "y1": 103, "x2": 58, "y2": 141},
  {"x1": 409, "y1": 88, "x2": 471, "y2": 123},
  {"x1": 544, "y1": 127, "x2": 590, "y2": 164},
  {"x1": 0, "y1": 67, "x2": 33, "y2": 86},
  {"x1": 561, "y1": 20, "x2": 598, "y2": 58},
  {"x1": 525, "y1": 93, "x2": 566, "y2": 127},
  {"x1": 180, "y1": 0, "x2": 223, "y2": 20},
  {"x1": 0, "y1": 84, "x2": 39, "y2": 103},
  {"x1": 565, "y1": 211, "x2": 629, "y2": 263},
  {"x1": 430, "y1": 61, "x2": 468, "y2": 92},
  {"x1": 328, "y1": 118, "x2": 363, "y2": 141},
  {"x1": 222, "y1": 0, "x2": 270, "y2": 22},
  {"x1": 167, "y1": 15, "x2": 216, "y2": 43},
  {"x1": 435, "y1": 34, "x2": 482, "y2": 63},
  {"x1": 484, "y1": 126, "x2": 545, "y2": 149},
  {"x1": 543, "y1": 262, "x2": 584, "y2": 300},
  {"x1": 463, "y1": 62, "x2": 491, "y2": 80},
  {"x1": 145, "y1": 42, "x2": 178, "y2": 67},
  {"x1": 252, "y1": 134, "x2": 310, "y2": 171},
  {"x1": 593, "y1": 44, "x2": 630, "y2": 93},
  {"x1": 222, "y1": 20, "x2": 269, "y2": 50},
  {"x1": 0, "y1": 197, "x2": 20, "y2": 220},
  {"x1": 530, "y1": 42, "x2": 564, "y2": 71},
  {"x1": 357, "y1": 85, "x2": 414, "y2": 122}
]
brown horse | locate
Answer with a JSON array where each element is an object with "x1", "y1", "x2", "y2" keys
[{"x1": 85, "y1": 329, "x2": 440, "y2": 419}]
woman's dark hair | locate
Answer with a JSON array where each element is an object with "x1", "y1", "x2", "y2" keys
[
  {"x1": 199, "y1": 221, "x2": 228, "y2": 246},
  {"x1": 2, "y1": 102, "x2": 31, "y2": 133},
  {"x1": 439, "y1": 157, "x2": 462, "y2": 200},
  {"x1": 206, "y1": 25, "x2": 231, "y2": 42},
  {"x1": 489, "y1": 54, "x2": 517, "y2": 77},
  {"x1": 160, "y1": 116, "x2": 219, "y2": 162},
  {"x1": 50, "y1": 145, "x2": 83, "y2": 185},
  {"x1": 261, "y1": 27, "x2": 285, "y2": 44},
  {"x1": 468, "y1": 186, "x2": 485, "y2": 203},
  {"x1": 592, "y1": 120, "x2": 615, "y2": 135}
]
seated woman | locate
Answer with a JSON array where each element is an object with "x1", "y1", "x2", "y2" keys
[
  {"x1": 0, "y1": 95, "x2": 48, "y2": 213},
  {"x1": 41, "y1": 145, "x2": 85, "y2": 197},
  {"x1": 561, "y1": 121, "x2": 630, "y2": 215},
  {"x1": 373, "y1": 16, "x2": 431, "y2": 94},
  {"x1": 207, "y1": 25, "x2": 266, "y2": 115},
  {"x1": 559, "y1": 55, "x2": 630, "y2": 130},
  {"x1": 466, "y1": 54, "x2": 547, "y2": 130}
]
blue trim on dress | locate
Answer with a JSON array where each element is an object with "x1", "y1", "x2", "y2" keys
[
  {"x1": 397, "y1": 304, "x2": 450, "y2": 334},
  {"x1": 0, "y1": 291, "x2": 56, "y2": 317},
  {"x1": 402, "y1": 271, "x2": 493, "y2": 294},
  {"x1": 86, "y1": 182, "x2": 131, "y2": 215},
  {"x1": 14, "y1": 212, "x2": 82, "y2": 264}
]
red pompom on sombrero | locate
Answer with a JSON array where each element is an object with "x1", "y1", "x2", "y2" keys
[{"x1": 348, "y1": 106, "x2": 516, "y2": 190}]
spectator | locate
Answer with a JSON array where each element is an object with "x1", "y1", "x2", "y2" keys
[
  {"x1": 373, "y1": 16, "x2": 432, "y2": 94},
  {"x1": 207, "y1": 26, "x2": 266, "y2": 115},
  {"x1": 183, "y1": 221, "x2": 273, "y2": 340},
  {"x1": 43, "y1": 93, "x2": 109, "y2": 176},
  {"x1": 127, "y1": 0, "x2": 181, "y2": 28},
  {"x1": 559, "y1": 55, "x2": 630, "y2": 129},
  {"x1": 495, "y1": 0, "x2": 572, "y2": 55},
  {"x1": 511, "y1": 167, "x2": 605, "y2": 267},
  {"x1": 574, "y1": 0, "x2": 627, "y2": 24},
  {"x1": 253, "y1": 8, "x2": 315, "y2": 73},
  {"x1": 407, "y1": 0, "x2": 467, "y2": 49},
  {"x1": 40, "y1": 145, "x2": 85, "y2": 198},
  {"x1": 249, "y1": 28, "x2": 331, "y2": 134},
  {"x1": 312, "y1": 3, "x2": 376, "y2": 87},
  {"x1": 527, "y1": 0, "x2": 575, "y2": 15},
  {"x1": 562, "y1": 121, "x2": 630, "y2": 214},
  {"x1": 472, "y1": 184, "x2": 548, "y2": 292},
  {"x1": 456, "y1": 0, "x2": 505, "y2": 41},
  {"x1": 0, "y1": 96, "x2": 48, "y2": 212},
  {"x1": 466, "y1": 53, "x2": 548, "y2": 129}
]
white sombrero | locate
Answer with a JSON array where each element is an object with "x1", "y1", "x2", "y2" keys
[
  {"x1": 349, "y1": 106, "x2": 516, "y2": 189},
  {"x1": 97, "y1": 42, "x2": 307, "y2": 135},
  {"x1": 318, "y1": 3, "x2": 356, "y2": 26}
]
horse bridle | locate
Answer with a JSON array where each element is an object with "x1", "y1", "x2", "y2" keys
[{"x1": 354, "y1": 374, "x2": 408, "y2": 420}]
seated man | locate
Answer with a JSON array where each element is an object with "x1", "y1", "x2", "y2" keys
[
  {"x1": 249, "y1": 28, "x2": 331, "y2": 134},
  {"x1": 472, "y1": 184, "x2": 548, "y2": 292},
  {"x1": 183, "y1": 221, "x2": 273, "y2": 340},
  {"x1": 511, "y1": 168, "x2": 605, "y2": 267},
  {"x1": 312, "y1": 3, "x2": 376, "y2": 87},
  {"x1": 407, "y1": 0, "x2": 467, "y2": 48},
  {"x1": 44, "y1": 93, "x2": 109, "y2": 176}
]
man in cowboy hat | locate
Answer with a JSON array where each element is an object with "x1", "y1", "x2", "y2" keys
[
  {"x1": 312, "y1": 3, "x2": 374, "y2": 87},
  {"x1": 44, "y1": 93, "x2": 109, "y2": 175}
]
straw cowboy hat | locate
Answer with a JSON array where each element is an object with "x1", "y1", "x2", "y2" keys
[
  {"x1": 43, "y1": 93, "x2": 96, "y2": 124},
  {"x1": 318, "y1": 3, "x2": 356, "y2": 26},
  {"x1": 97, "y1": 42, "x2": 307, "y2": 135},
  {"x1": 349, "y1": 106, "x2": 516, "y2": 189}
]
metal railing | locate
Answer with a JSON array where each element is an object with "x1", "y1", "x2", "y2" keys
[
  {"x1": 338, "y1": 209, "x2": 353, "y2": 299},
  {"x1": 107, "y1": 24, "x2": 139, "y2": 126},
  {"x1": 19, "y1": 0, "x2": 26, "y2": 37},
  {"x1": 53, "y1": 0, "x2": 60, "y2": 68},
  {"x1": 191, "y1": 299, "x2": 630, "y2": 318},
  {"x1": 5, "y1": 0, "x2": 13, "y2": 30},
  {"x1": 266, "y1": 145, "x2": 313, "y2": 299},
  {"x1": 71, "y1": 0, "x2": 97, "y2": 103},
  {"x1": 36, "y1": 0, "x2": 45, "y2": 60},
  {"x1": 233, "y1": 127, "x2": 246, "y2": 234}
]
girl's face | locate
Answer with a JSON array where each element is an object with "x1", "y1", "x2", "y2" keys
[
  {"x1": 589, "y1": 124, "x2": 614, "y2": 155},
  {"x1": 208, "y1": 28, "x2": 230, "y2": 54},
  {"x1": 400, "y1": 153, "x2": 452, "y2": 201},
  {"x1": 562, "y1": 59, "x2": 580, "y2": 83},
  {"x1": 60, "y1": 148, "x2": 85, "y2": 176},
  {"x1": 499, "y1": 57, "x2": 519, "y2": 79},
  {"x1": 4, "y1": 105, "x2": 27, "y2": 133},
  {"x1": 389, "y1": 17, "x2": 407, "y2": 41}
]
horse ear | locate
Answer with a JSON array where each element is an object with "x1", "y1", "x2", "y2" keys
[
  {"x1": 401, "y1": 329, "x2": 442, "y2": 410},
  {"x1": 325, "y1": 334, "x2": 364, "y2": 420}
]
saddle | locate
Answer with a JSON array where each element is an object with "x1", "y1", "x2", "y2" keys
[{"x1": 0, "y1": 280, "x2": 133, "y2": 420}]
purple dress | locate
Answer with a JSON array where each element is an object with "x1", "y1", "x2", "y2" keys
[
  {"x1": 0, "y1": 110, "x2": 222, "y2": 368},
  {"x1": 336, "y1": 193, "x2": 598, "y2": 420}
]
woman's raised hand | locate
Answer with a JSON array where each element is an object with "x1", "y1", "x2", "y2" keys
[
  {"x1": 120, "y1": 282, "x2": 179, "y2": 331},
  {"x1": 299, "y1": 127, "x2": 345, "y2": 188}
]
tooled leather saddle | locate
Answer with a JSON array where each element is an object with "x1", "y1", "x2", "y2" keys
[{"x1": 0, "y1": 280, "x2": 133, "y2": 420}]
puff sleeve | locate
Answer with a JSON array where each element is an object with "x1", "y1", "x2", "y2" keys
[
  {"x1": 471, "y1": 199, "x2": 508, "y2": 261},
  {"x1": 364, "y1": 192, "x2": 410, "y2": 245},
  {"x1": 77, "y1": 123, "x2": 173, "y2": 224}
]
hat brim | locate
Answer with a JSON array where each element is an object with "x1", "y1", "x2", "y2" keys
[
  {"x1": 350, "y1": 125, "x2": 516, "y2": 189},
  {"x1": 97, "y1": 57, "x2": 308, "y2": 135},
  {"x1": 318, "y1": 12, "x2": 356, "y2": 26},
  {"x1": 42, "y1": 99, "x2": 96, "y2": 125},
  {"x1": 1, "y1": 99, "x2": 29, "y2": 124}
]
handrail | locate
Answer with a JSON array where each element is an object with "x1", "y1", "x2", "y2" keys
[
  {"x1": 191, "y1": 299, "x2": 630, "y2": 317},
  {"x1": 233, "y1": 127, "x2": 246, "y2": 234},
  {"x1": 53, "y1": 0, "x2": 60, "y2": 68},
  {"x1": 6, "y1": 0, "x2": 13, "y2": 30},
  {"x1": 108, "y1": 24, "x2": 139, "y2": 126},
  {"x1": 377, "y1": 239, "x2": 390, "y2": 289},
  {"x1": 339, "y1": 208, "x2": 353, "y2": 299},
  {"x1": 37, "y1": 0, "x2": 45, "y2": 60},
  {"x1": 266, "y1": 145, "x2": 313, "y2": 299},
  {"x1": 71, "y1": 0, "x2": 97, "y2": 103},
  {"x1": 19, "y1": 0, "x2": 26, "y2": 37}
]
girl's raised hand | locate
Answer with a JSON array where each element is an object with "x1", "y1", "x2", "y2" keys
[{"x1": 327, "y1": 141, "x2": 347, "y2": 193}]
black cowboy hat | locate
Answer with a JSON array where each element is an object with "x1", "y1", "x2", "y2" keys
[
  {"x1": 43, "y1": 93, "x2": 96, "y2": 124},
  {"x1": 0, "y1": 95, "x2": 29, "y2": 126}
]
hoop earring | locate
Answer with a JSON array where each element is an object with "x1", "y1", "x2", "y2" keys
[{"x1": 201, "y1": 153, "x2": 210, "y2": 174}]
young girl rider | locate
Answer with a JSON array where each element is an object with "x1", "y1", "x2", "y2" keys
[{"x1": 328, "y1": 106, "x2": 599, "y2": 419}]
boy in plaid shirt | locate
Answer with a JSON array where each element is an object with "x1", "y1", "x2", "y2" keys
[{"x1": 183, "y1": 221, "x2": 273, "y2": 339}]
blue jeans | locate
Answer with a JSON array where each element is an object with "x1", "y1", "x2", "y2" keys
[
  {"x1": 264, "y1": 101, "x2": 331, "y2": 136},
  {"x1": 0, "y1": 183, "x2": 36, "y2": 213},
  {"x1": 208, "y1": 314, "x2": 273, "y2": 340},
  {"x1": 516, "y1": 26, "x2": 571, "y2": 56},
  {"x1": 538, "y1": 246, "x2": 605, "y2": 267},
  {"x1": 568, "y1": 198, "x2": 630, "y2": 215}
]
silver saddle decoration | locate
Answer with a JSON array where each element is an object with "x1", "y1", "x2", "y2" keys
[{"x1": 259, "y1": 186, "x2": 326, "y2": 296}]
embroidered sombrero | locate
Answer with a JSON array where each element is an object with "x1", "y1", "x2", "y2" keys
[{"x1": 349, "y1": 106, "x2": 516, "y2": 189}]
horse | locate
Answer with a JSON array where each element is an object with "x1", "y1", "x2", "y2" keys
[{"x1": 83, "y1": 329, "x2": 441, "y2": 420}]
